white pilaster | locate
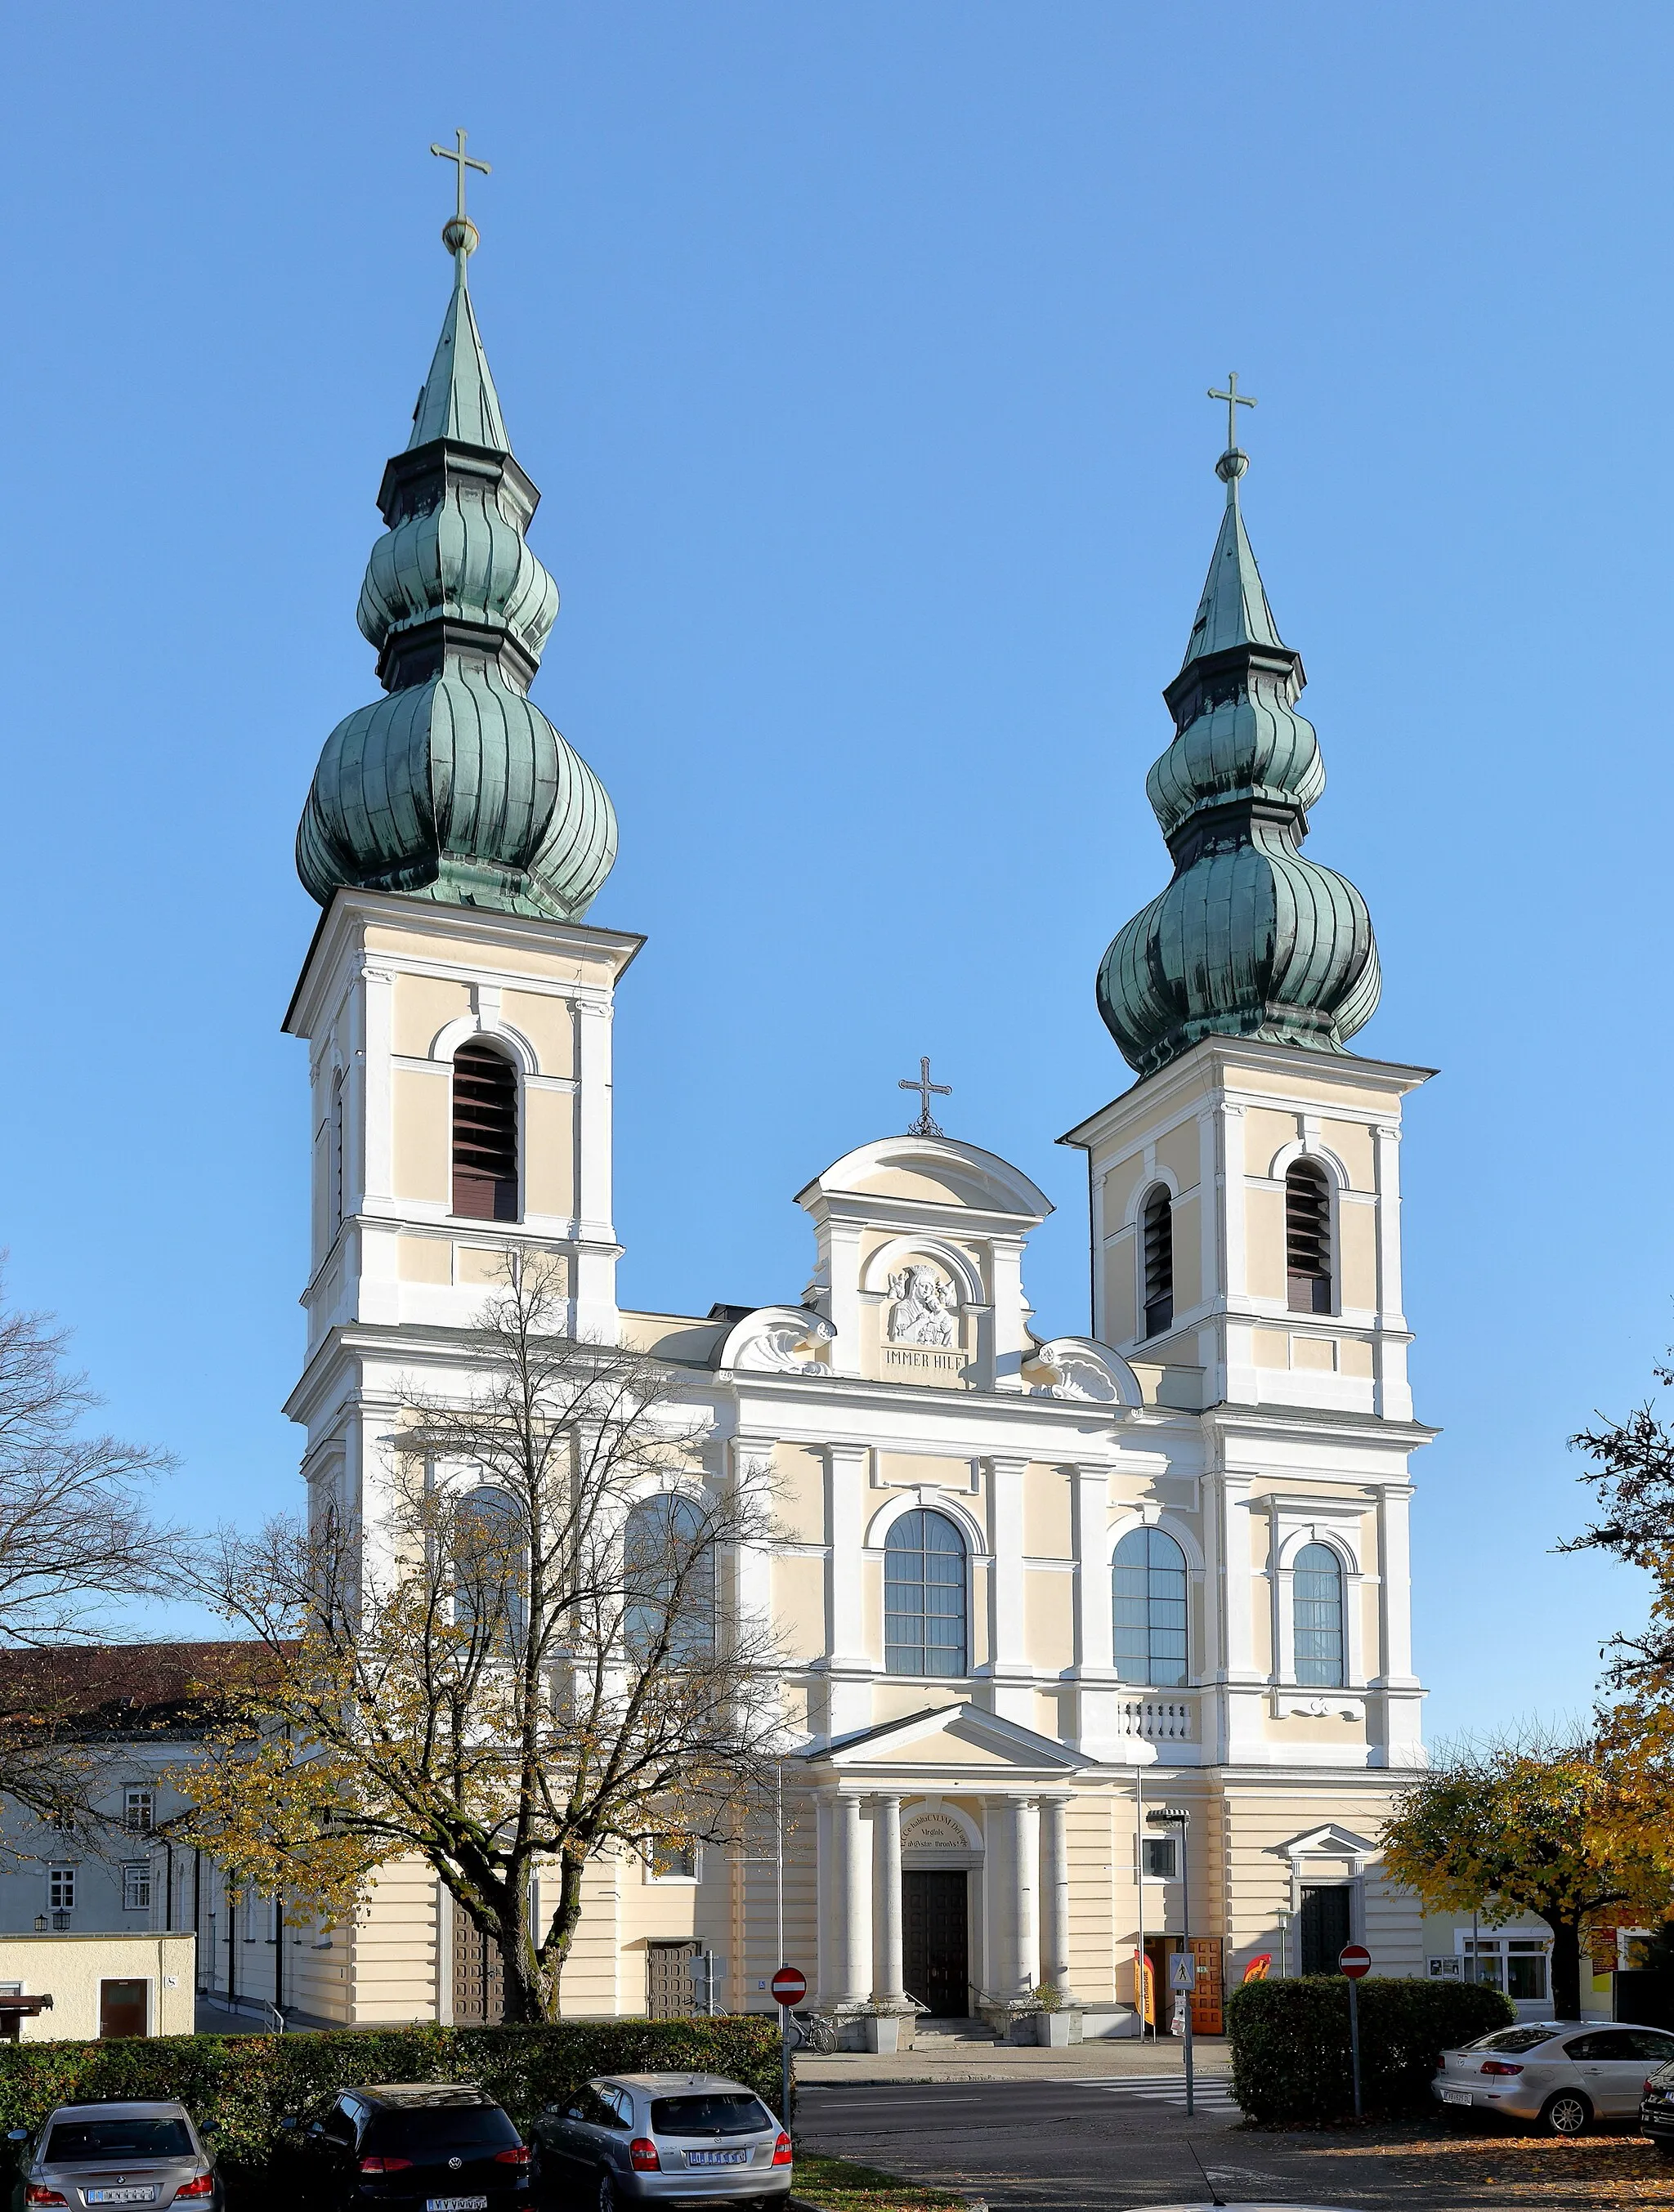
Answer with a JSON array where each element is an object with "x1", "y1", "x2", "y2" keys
[
  {"x1": 817, "y1": 1791, "x2": 870, "y2": 2007},
  {"x1": 871, "y1": 1793, "x2": 905, "y2": 2004},
  {"x1": 985, "y1": 1458, "x2": 1032, "y2": 1725},
  {"x1": 1038, "y1": 1794, "x2": 1072, "y2": 1999},
  {"x1": 573, "y1": 997, "x2": 619, "y2": 1338},
  {"x1": 985, "y1": 1794, "x2": 1038, "y2": 2004}
]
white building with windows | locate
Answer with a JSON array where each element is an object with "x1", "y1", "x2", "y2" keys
[{"x1": 252, "y1": 209, "x2": 1436, "y2": 2035}]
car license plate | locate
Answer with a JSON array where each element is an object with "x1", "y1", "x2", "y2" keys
[
  {"x1": 1441, "y1": 2088, "x2": 1472, "y2": 2107},
  {"x1": 426, "y1": 2197, "x2": 489, "y2": 2210},
  {"x1": 685, "y1": 2151, "x2": 748, "y2": 2167},
  {"x1": 87, "y1": 2192, "x2": 157, "y2": 2205}
]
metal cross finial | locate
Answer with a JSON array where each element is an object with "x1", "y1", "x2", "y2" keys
[
  {"x1": 898, "y1": 1056, "x2": 952, "y2": 1139},
  {"x1": 1208, "y1": 371, "x2": 1256, "y2": 454},
  {"x1": 432, "y1": 127, "x2": 491, "y2": 227}
]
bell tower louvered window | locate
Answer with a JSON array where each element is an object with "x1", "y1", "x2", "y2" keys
[
  {"x1": 1140, "y1": 1184, "x2": 1174, "y2": 1338},
  {"x1": 452, "y1": 1043, "x2": 519, "y2": 1221},
  {"x1": 1285, "y1": 1161, "x2": 1332, "y2": 1314}
]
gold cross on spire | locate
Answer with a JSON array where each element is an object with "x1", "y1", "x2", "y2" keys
[
  {"x1": 898, "y1": 1056, "x2": 952, "y2": 1138},
  {"x1": 1208, "y1": 371, "x2": 1256, "y2": 454},
  {"x1": 432, "y1": 129, "x2": 490, "y2": 257}
]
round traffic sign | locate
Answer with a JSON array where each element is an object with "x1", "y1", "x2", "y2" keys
[
  {"x1": 771, "y1": 1964, "x2": 807, "y2": 2006},
  {"x1": 1338, "y1": 1943, "x2": 1372, "y2": 1980}
]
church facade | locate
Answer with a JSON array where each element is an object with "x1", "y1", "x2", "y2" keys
[{"x1": 227, "y1": 202, "x2": 1435, "y2": 2034}]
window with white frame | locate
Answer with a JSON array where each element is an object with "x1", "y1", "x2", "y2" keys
[
  {"x1": 123, "y1": 1788, "x2": 155, "y2": 1834},
  {"x1": 1293, "y1": 1543, "x2": 1346, "y2": 1687},
  {"x1": 1140, "y1": 1834, "x2": 1179, "y2": 1879},
  {"x1": 645, "y1": 1838, "x2": 699, "y2": 1882},
  {"x1": 122, "y1": 1861, "x2": 151, "y2": 1913},
  {"x1": 1461, "y1": 1936, "x2": 1550, "y2": 2000},
  {"x1": 47, "y1": 1867, "x2": 74, "y2": 1912},
  {"x1": 1112, "y1": 1526, "x2": 1188, "y2": 1687}
]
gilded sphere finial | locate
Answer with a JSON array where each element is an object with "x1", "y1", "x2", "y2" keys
[{"x1": 442, "y1": 217, "x2": 479, "y2": 258}]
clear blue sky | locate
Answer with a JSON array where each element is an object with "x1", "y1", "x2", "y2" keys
[{"x1": 7, "y1": 2, "x2": 1668, "y2": 1739}]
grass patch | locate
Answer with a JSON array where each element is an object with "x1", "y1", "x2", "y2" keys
[{"x1": 791, "y1": 2150, "x2": 971, "y2": 2211}]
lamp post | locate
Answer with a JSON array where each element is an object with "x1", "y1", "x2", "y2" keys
[
  {"x1": 1276, "y1": 1906, "x2": 1292, "y2": 1981},
  {"x1": 1148, "y1": 1804, "x2": 1194, "y2": 2116}
]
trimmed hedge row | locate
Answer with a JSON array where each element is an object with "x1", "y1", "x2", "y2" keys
[
  {"x1": 0, "y1": 2017, "x2": 782, "y2": 2184},
  {"x1": 1227, "y1": 1975, "x2": 1515, "y2": 2123}
]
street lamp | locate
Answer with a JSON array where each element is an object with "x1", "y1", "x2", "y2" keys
[
  {"x1": 1276, "y1": 1906, "x2": 1292, "y2": 1981},
  {"x1": 1148, "y1": 1804, "x2": 1195, "y2": 2115}
]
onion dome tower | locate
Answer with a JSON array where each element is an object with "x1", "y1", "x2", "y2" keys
[
  {"x1": 1097, "y1": 385, "x2": 1379, "y2": 1077},
  {"x1": 297, "y1": 163, "x2": 615, "y2": 923}
]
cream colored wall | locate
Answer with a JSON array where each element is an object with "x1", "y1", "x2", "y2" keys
[
  {"x1": 771, "y1": 1444, "x2": 826, "y2": 1544},
  {"x1": 346, "y1": 1857, "x2": 440, "y2": 2024},
  {"x1": 1171, "y1": 1191, "x2": 1202, "y2": 1311},
  {"x1": 1339, "y1": 1205, "x2": 1377, "y2": 1309},
  {"x1": 877, "y1": 1453, "x2": 975, "y2": 1495},
  {"x1": 393, "y1": 975, "x2": 472, "y2": 1057},
  {"x1": 397, "y1": 1235, "x2": 452, "y2": 1284},
  {"x1": 392, "y1": 1067, "x2": 450, "y2": 1203},
  {"x1": 1103, "y1": 1242, "x2": 1138, "y2": 1345},
  {"x1": 1024, "y1": 1571, "x2": 1075, "y2": 1669},
  {"x1": 1, "y1": 1933, "x2": 196, "y2": 2040},
  {"x1": 366, "y1": 924, "x2": 622, "y2": 994},
  {"x1": 1023, "y1": 1464, "x2": 1072, "y2": 1557},
  {"x1": 1155, "y1": 1120, "x2": 1200, "y2": 1194},
  {"x1": 772, "y1": 1556, "x2": 828, "y2": 1663},
  {"x1": 1245, "y1": 1186, "x2": 1287, "y2": 1300},
  {"x1": 504, "y1": 990, "x2": 575, "y2": 1077},
  {"x1": 525, "y1": 1089, "x2": 575, "y2": 1218},
  {"x1": 617, "y1": 1312, "x2": 730, "y2": 1362}
]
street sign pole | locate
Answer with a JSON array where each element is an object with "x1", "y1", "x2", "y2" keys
[
  {"x1": 1338, "y1": 1944, "x2": 1372, "y2": 2119},
  {"x1": 770, "y1": 1965, "x2": 807, "y2": 2127}
]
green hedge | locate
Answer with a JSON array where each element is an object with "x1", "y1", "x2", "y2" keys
[
  {"x1": 0, "y1": 2017, "x2": 782, "y2": 2192},
  {"x1": 1226, "y1": 1975, "x2": 1515, "y2": 2123}
]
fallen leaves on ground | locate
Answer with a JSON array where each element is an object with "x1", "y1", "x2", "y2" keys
[
  {"x1": 792, "y1": 2150, "x2": 973, "y2": 2212},
  {"x1": 1305, "y1": 2120, "x2": 1674, "y2": 2203}
]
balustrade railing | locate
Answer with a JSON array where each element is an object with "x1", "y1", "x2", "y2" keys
[{"x1": 1117, "y1": 1696, "x2": 1196, "y2": 1741}]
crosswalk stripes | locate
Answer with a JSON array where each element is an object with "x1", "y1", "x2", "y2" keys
[{"x1": 1076, "y1": 2074, "x2": 1240, "y2": 2112}]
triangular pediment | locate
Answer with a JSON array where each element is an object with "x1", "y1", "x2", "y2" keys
[
  {"x1": 813, "y1": 1701, "x2": 1090, "y2": 1775},
  {"x1": 1275, "y1": 1821, "x2": 1381, "y2": 1859}
]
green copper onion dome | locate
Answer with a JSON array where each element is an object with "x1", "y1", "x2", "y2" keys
[
  {"x1": 1096, "y1": 422, "x2": 1379, "y2": 1077},
  {"x1": 297, "y1": 222, "x2": 616, "y2": 923}
]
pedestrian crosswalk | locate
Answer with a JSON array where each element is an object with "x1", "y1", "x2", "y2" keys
[{"x1": 1076, "y1": 2073, "x2": 1241, "y2": 2113}]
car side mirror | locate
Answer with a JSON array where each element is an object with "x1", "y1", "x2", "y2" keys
[{"x1": 307, "y1": 2121, "x2": 325, "y2": 2138}]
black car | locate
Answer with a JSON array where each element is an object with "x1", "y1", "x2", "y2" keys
[
  {"x1": 287, "y1": 2087, "x2": 531, "y2": 2212},
  {"x1": 1642, "y1": 2058, "x2": 1674, "y2": 2158}
]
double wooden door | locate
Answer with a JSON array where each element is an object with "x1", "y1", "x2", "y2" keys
[
  {"x1": 452, "y1": 1912, "x2": 505, "y2": 2025},
  {"x1": 903, "y1": 1870, "x2": 969, "y2": 2016}
]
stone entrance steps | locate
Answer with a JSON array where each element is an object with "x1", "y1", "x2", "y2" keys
[{"x1": 912, "y1": 2016, "x2": 1000, "y2": 2046}]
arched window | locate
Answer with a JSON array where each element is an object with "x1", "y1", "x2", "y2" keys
[
  {"x1": 624, "y1": 1494, "x2": 715, "y2": 1665},
  {"x1": 453, "y1": 1488, "x2": 527, "y2": 1649},
  {"x1": 1285, "y1": 1161, "x2": 1332, "y2": 1314},
  {"x1": 329, "y1": 1070, "x2": 346, "y2": 1240},
  {"x1": 1112, "y1": 1526, "x2": 1188, "y2": 1687},
  {"x1": 452, "y1": 1043, "x2": 519, "y2": 1221},
  {"x1": 884, "y1": 1509, "x2": 967, "y2": 1678},
  {"x1": 1293, "y1": 1542, "x2": 1345, "y2": 1687},
  {"x1": 1140, "y1": 1184, "x2": 1175, "y2": 1338}
]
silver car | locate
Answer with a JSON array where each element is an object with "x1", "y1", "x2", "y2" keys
[
  {"x1": 7, "y1": 2102, "x2": 220, "y2": 2212},
  {"x1": 1432, "y1": 2021, "x2": 1674, "y2": 2132},
  {"x1": 529, "y1": 2074, "x2": 790, "y2": 2210}
]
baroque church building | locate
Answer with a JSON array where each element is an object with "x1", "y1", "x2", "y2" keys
[{"x1": 181, "y1": 199, "x2": 1435, "y2": 2035}]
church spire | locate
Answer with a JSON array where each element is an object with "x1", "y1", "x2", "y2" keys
[
  {"x1": 296, "y1": 137, "x2": 616, "y2": 925},
  {"x1": 1095, "y1": 389, "x2": 1380, "y2": 1078}
]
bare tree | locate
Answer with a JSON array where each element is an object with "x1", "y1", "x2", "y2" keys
[
  {"x1": 178, "y1": 1252, "x2": 782, "y2": 2022},
  {"x1": 0, "y1": 1274, "x2": 181, "y2": 1826}
]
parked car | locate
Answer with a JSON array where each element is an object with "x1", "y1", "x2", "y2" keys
[
  {"x1": 285, "y1": 2087, "x2": 530, "y2": 2212},
  {"x1": 528, "y1": 2075, "x2": 791, "y2": 2209},
  {"x1": 7, "y1": 2100, "x2": 221, "y2": 2212},
  {"x1": 1640, "y1": 2057, "x2": 1674, "y2": 2157},
  {"x1": 1432, "y1": 2022, "x2": 1674, "y2": 2133}
]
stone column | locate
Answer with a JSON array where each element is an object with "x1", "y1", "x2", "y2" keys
[
  {"x1": 818, "y1": 1791, "x2": 870, "y2": 2006},
  {"x1": 1038, "y1": 1794, "x2": 1073, "y2": 2000},
  {"x1": 985, "y1": 1794, "x2": 1038, "y2": 2004},
  {"x1": 871, "y1": 1794, "x2": 905, "y2": 2004}
]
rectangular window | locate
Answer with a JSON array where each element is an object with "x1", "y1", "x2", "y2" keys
[
  {"x1": 122, "y1": 1862, "x2": 151, "y2": 1913},
  {"x1": 1506, "y1": 1949, "x2": 1548, "y2": 2000},
  {"x1": 123, "y1": 1790, "x2": 154, "y2": 1834},
  {"x1": 1141, "y1": 1836, "x2": 1179, "y2": 1879},
  {"x1": 47, "y1": 1867, "x2": 74, "y2": 1912},
  {"x1": 645, "y1": 1838, "x2": 699, "y2": 1882}
]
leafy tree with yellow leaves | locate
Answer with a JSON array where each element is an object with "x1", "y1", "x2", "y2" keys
[
  {"x1": 1381, "y1": 1733, "x2": 1674, "y2": 2018},
  {"x1": 172, "y1": 1253, "x2": 782, "y2": 2023}
]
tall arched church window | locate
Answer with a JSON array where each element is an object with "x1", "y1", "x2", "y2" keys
[
  {"x1": 624, "y1": 1495, "x2": 716, "y2": 1665},
  {"x1": 1293, "y1": 1543, "x2": 1345, "y2": 1687},
  {"x1": 1140, "y1": 1184, "x2": 1175, "y2": 1338},
  {"x1": 453, "y1": 1487, "x2": 527, "y2": 1650},
  {"x1": 884, "y1": 1509, "x2": 968, "y2": 1678},
  {"x1": 1285, "y1": 1161, "x2": 1332, "y2": 1314},
  {"x1": 452, "y1": 1043, "x2": 519, "y2": 1221},
  {"x1": 1112, "y1": 1526, "x2": 1188, "y2": 1687},
  {"x1": 329, "y1": 1071, "x2": 346, "y2": 1239}
]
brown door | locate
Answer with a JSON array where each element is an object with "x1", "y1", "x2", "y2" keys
[
  {"x1": 647, "y1": 1941, "x2": 699, "y2": 2018},
  {"x1": 99, "y1": 1979, "x2": 148, "y2": 2039},
  {"x1": 1188, "y1": 1937, "x2": 1224, "y2": 2035},
  {"x1": 903, "y1": 1870, "x2": 969, "y2": 2016},
  {"x1": 451, "y1": 1912, "x2": 505, "y2": 2025},
  {"x1": 1299, "y1": 1884, "x2": 1352, "y2": 1976}
]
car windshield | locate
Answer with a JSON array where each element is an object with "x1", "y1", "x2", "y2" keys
[
  {"x1": 47, "y1": 2121, "x2": 194, "y2": 2162},
  {"x1": 363, "y1": 2108, "x2": 519, "y2": 2155},
  {"x1": 1470, "y1": 2027, "x2": 1560, "y2": 2055},
  {"x1": 649, "y1": 2095, "x2": 772, "y2": 2138}
]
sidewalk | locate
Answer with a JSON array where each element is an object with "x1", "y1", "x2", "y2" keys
[{"x1": 796, "y1": 2035, "x2": 1229, "y2": 2085}]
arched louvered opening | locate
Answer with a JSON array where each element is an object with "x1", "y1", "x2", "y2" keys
[
  {"x1": 1140, "y1": 1184, "x2": 1175, "y2": 1338},
  {"x1": 1293, "y1": 1542, "x2": 1345, "y2": 1687},
  {"x1": 1285, "y1": 1161, "x2": 1332, "y2": 1314},
  {"x1": 452, "y1": 1043, "x2": 519, "y2": 1221},
  {"x1": 884, "y1": 1508, "x2": 968, "y2": 1678},
  {"x1": 1112, "y1": 1526, "x2": 1188, "y2": 1687}
]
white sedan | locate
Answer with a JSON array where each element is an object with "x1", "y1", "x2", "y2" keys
[{"x1": 1433, "y1": 2022, "x2": 1674, "y2": 2132}]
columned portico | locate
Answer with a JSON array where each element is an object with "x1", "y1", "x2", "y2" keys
[
  {"x1": 984, "y1": 1793, "x2": 1038, "y2": 2004},
  {"x1": 816, "y1": 1790, "x2": 871, "y2": 2008},
  {"x1": 871, "y1": 1792, "x2": 906, "y2": 2004},
  {"x1": 1038, "y1": 1794, "x2": 1072, "y2": 1999}
]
